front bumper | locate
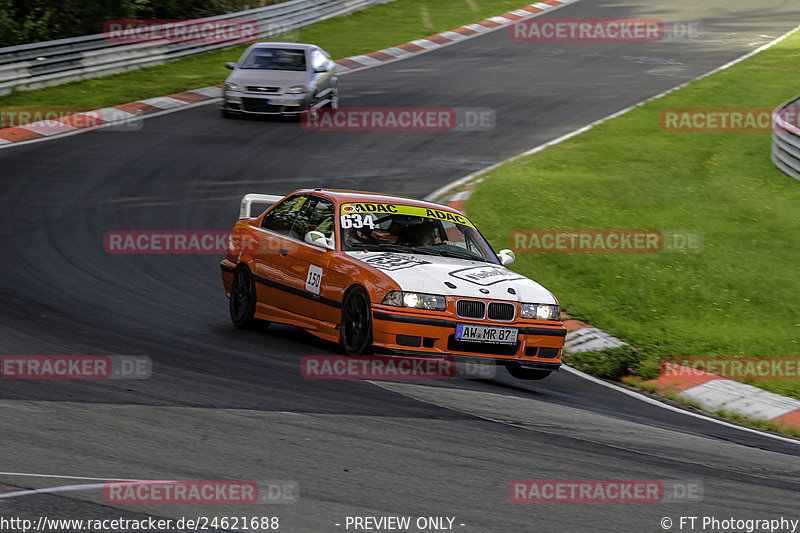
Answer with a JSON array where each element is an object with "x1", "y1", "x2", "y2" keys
[
  {"x1": 371, "y1": 306, "x2": 566, "y2": 368},
  {"x1": 222, "y1": 89, "x2": 311, "y2": 116}
]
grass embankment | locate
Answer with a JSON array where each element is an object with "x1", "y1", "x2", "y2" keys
[{"x1": 465, "y1": 31, "x2": 800, "y2": 400}]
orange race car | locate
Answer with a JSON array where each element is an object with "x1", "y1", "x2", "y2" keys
[{"x1": 220, "y1": 189, "x2": 566, "y2": 380}]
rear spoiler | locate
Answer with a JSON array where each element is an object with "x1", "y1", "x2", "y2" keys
[{"x1": 239, "y1": 193, "x2": 283, "y2": 219}]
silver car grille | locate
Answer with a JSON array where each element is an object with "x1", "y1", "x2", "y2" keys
[{"x1": 247, "y1": 86, "x2": 280, "y2": 93}]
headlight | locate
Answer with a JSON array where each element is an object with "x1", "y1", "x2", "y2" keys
[
  {"x1": 521, "y1": 303, "x2": 560, "y2": 320},
  {"x1": 225, "y1": 82, "x2": 243, "y2": 92},
  {"x1": 382, "y1": 291, "x2": 446, "y2": 311},
  {"x1": 285, "y1": 85, "x2": 308, "y2": 94}
]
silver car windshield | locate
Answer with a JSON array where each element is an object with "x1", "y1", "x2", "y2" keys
[
  {"x1": 340, "y1": 212, "x2": 499, "y2": 264},
  {"x1": 240, "y1": 48, "x2": 307, "y2": 71}
]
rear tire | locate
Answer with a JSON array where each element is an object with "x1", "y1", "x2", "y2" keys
[
  {"x1": 229, "y1": 265, "x2": 259, "y2": 329},
  {"x1": 506, "y1": 364, "x2": 551, "y2": 381},
  {"x1": 340, "y1": 286, "x2": 373, "y2": 355}
]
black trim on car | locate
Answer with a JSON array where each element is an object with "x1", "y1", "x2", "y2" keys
[
  {"x1": 375, "y1": 347, "x2": 561, "y2": 372},
  {"x1": 518, "y1": 326, "x2": 567, "y2": 337},
  {"x1": 221, "y1": 262, "x2": 343, "y2": 308},
  {"x1": 373, "y1": 310, "x2": 567, "y2": 336},
  {"x1": 373, "y1": 311, "x2": 456, "y2": 328},
  {"x1": 253, "y1": 273, "x2": 342, "y2": 309}
]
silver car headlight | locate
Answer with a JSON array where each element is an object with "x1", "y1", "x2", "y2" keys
[
  {"x1": 225, "y1": 82, "x2": 243, "y2": 92},
  {"x1": 521, "y1": 303, "x2": 560, "y2": 320},
  {"x1": 285, "y1": 85, "x2": 308, "y2": 94},
  {"x1": 382, "y1": 291, "x2": 446, "y2": 311}
]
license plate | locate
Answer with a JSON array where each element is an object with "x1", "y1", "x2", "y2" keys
[
  {"x1": 268, "y1": 98, "x2": 299, "y2": 106},
  {"x1": 455, "y1": 324, "x2": 518, "y2": 344}
]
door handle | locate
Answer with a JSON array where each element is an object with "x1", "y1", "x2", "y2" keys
[{"x1": 279, "y1": 248, "x2": 288, "y2": 256}]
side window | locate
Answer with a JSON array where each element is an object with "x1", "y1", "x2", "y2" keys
[
  {"x1": 290, "y1": 197, "x2": 335, "y2": 241},
  {"x1": 307, "y1": 198, "x2": 336, "y2": 239},
  {"x1": 261, "y1": 195, "x2": 308, "y2": 236}
]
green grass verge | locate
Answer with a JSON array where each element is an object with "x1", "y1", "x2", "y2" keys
[
  {"x1": 465, "y1": 30, "x2": 800, "y2": 399},
  {"x1": 0, "y1": 0, "x2": 532, "y2": 110}
]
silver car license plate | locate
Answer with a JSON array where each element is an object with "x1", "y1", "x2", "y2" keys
[
  {"x1": 455, "y1": 324, "x2": 518, "y2": 344},
  {"x1": 268, "y1": 98, "x2": 299, "y2": 106}
]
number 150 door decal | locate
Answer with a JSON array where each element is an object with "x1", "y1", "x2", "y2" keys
[{"x1": 305, "y1": 265, "x2": 323, "y2": 295}]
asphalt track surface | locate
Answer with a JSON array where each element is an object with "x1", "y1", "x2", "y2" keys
[{"x1": 1, "y1": 1, "x2": 800, "y2": 532}]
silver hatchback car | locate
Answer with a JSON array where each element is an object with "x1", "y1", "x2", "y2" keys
[{"x1": 221, "y1": 42, "x2": 339, "y2": 117}]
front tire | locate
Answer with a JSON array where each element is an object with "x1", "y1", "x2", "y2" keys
[
  {"x1": 229, "y1": 265, "x2": 259, "y2": 329},
  {"x1": 506, "y1": 363, "x2": 551, "y2": 381},
  {"x1": 340, "y1": 286, "x2": 373, "y2": 355},
  {"x1": 328, "y1": 83, "x2": 339, "y2": 110}
]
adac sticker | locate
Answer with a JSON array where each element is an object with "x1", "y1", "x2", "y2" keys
[{"x1": 339, "y1": 203, "x2": 474, "y2": 228}]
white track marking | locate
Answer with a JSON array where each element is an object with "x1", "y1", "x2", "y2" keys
[
  {"x1": 0, "y1": 482, "x2": 113, "y2": 499},
  {"x1": 0, "y1": 476, "x2": 184, "y2": 500},
  {"x1": 561, "y1": 366, "x2": 800, "y2": 446}
]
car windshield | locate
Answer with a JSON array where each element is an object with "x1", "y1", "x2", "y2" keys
[
  {"x1": 240, "y1": 48, "x2": 307, "y2": 71},
  {"x1": 339, "y1": 202, "x2": 499, "y2": 264}
]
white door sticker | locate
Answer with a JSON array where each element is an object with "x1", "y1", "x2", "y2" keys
[{"x1": 305, "y1": 265, "x2": 323, "y2": 295}]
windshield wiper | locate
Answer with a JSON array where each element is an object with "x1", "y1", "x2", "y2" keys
[
  {"x1": 435, "y1": 249, "x2": 486, "y2": 261},
  {"x1": 349, "y1": 243, "x2": 414, "y2": 253}
]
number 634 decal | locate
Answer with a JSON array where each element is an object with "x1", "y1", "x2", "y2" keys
[{"x1": 340, "y1": 213, "x2": 375, "y2": 229}]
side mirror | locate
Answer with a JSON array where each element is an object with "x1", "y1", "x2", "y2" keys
[
  {"x1": 305, "y1": 231, "x2": 334, "y2": 250},
  {"x1": 497, "y1": 249, "x2": 516, "y2": 265},
  {"x1": 314, "y1": 60, "x2": 334, "y2": 73},
  {"x1": 225, "y1": 62, "x2": 236, "y2": 70}
]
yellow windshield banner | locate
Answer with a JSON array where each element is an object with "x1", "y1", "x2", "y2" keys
[{"x1": 340, "y1": 202, "x2": 474, "y2": 228}]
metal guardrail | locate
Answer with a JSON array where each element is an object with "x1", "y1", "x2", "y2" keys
[
  {"x1": 771, "y1": 94, "x2": 800, "y2": 181},
  {"x1": 0, "y1": 0, "x2": 395, "y2": 96}
]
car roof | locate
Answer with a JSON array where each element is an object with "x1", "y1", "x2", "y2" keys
[
  {"x1": 250, "y1": 42, "x2": 317, "y2": 51},
  {"x1": 291, "y1": 189, "x2": 467, "y2": 215}
]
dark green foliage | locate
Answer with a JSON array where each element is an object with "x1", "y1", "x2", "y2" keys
[{"x1": 0, "y1": 0, "x2": 281, "y2": 47}]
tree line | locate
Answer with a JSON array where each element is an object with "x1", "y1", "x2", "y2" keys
[{"x1": 0, "y1": 0, "x2": 281, "y2": 47}]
